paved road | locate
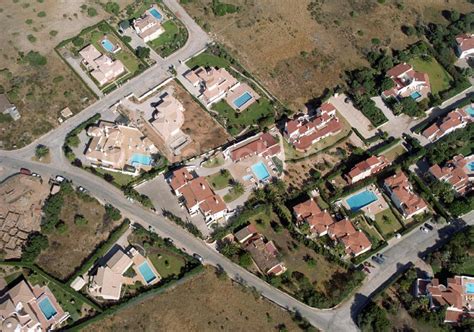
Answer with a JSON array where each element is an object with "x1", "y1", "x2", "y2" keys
[
  {"x1": 1, "y1": 1, "x2": 473, "y2": 330},
  {"x1": 2, "y1": 152, "x2": 474, "y2": 331}
]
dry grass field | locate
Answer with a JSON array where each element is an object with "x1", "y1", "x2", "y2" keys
[
  {"x1": 0, "y1": 0, "x2": 133, "y2": 149},
  {"x1": 182, "y1": 0, "x2": 472, "y2": 110},
  {"x1": 85, "y1": 267, "x2": 304, "y2": 332},
  {"x1": 36, "y1": 190, "x2": 121, "y2": 280},
  {"x1": 173, "y1": 80, "x2": 231, "y2": 159}
]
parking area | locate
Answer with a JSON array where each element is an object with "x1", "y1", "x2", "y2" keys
[
  {"x1": 135, "y1": 175, "x2": 211, "y2": 237},
  {"x1": 328, "y1": 94, "x2": 377, "y2": 139}
]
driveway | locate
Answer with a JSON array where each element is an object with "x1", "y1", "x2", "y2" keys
[
  {"x1": 135, "y1": 175, "x2": 211, "y2": 237},
  {"x1": 328, "y1": 94, "x2": 377, "y2": 139}
]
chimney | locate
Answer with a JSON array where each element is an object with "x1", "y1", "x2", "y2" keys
[{"x1": 201, "y1": 183, "x2": 206, "y2": 190}]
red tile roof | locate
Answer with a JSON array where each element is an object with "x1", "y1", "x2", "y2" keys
[
  {"x1": 230, "y1": 133, "x2": 280, "y2": 161},
  {"x1": 386, "y1": 63, "x2": 412, "y2": 77},
  {"x1": 170, "y1": 168, "x2": 194, "y2": 191},
  {"x1": 456, "y1": 33, "x2": 474, "y2": 52}
]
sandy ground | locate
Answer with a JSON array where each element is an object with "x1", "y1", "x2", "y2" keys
[
  {"x1": 85, "y1": 267, "x2": 304, "y2": 332},
  {"x1": 0, "y1": 0, "x2": 133, "y2": 148},
  {"x1": 182, "y1": 0, "x2": 472, "y2": 110}
]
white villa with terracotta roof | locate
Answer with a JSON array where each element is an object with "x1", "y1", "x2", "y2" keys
[
  {"x1": 0, "y1": 280, "x2": 69, "y2": 331},
  {"x1": 284, "y1": 102, "x2": 342, "y2": 152},
  {"x1": 381, "y1": 63, "x2": 431, "y2": 101},
  {"x1": 429, "y1": 154, "x2": 474, "y2": 195},
  {"x1": 168, "y1": 168, "x2": 228, "y2": 225},
  {"x1": 133, "y1": 6, "x2": 165, "y2": 42},
  {"x1": 234, "y1": 225, "x2": 286, "y2": 276},
  {"x1": 422, "y1": 107, "x2": 471, "y2": 142},
  {"x1": 416, "y1": 276, "x2": 474, "y2": 324},
  {"x1": 346, "y1": 155, "x2": 391, "y2": 184},
  {"x1": 184, "y1": 66, "x2": 260, "y2": 110},
  {"x1": 327, "y1": 219, "x2": 372, "y2": 257},
  {"x1": 456, "y1": 33, "x2": 474, "y2": 59},
  {"x1": 223, "y1": 132, "x2": 280, "y2": 163},
  {"x1": 79, "y1": 44, "x2": 125, "y2": 86},
  {"x1": 292, "y1": 198, "x2": 335, "y2": 237},
  {"x1": 85, "y1": 121, "x2": 158, "y2": 174},
  {"x1": 384, "y1": 171, "x2": 428, "y2": 219}
]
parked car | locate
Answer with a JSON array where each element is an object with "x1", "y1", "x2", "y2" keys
[
  {"x1": 193, "y1": 253, "x2": 204, "y2": 263},
  {"x1": 78, "y1": 186, "x2": 87, "y2": 193},
  {"x1": 395, "y1": 233, "x2": 401, "y2": 239},
  {"x1": 372, "y1": 256, "x2": 383, "y2": 264},
  {"x1": 424, "y1": 223, "x2": 434, "y2": 231},
  {"x1": 377, "y1": 253, "x2": 386, "y2": 263},
  {"x1": 20, "y1": 168, "x2": 32, "y2": 176},
  {"x1": 420, "y1": 226, "x2": 429, "y2": 233},
  {"x1": 55, "y1": 175, "x2": 65, "y2": 183}
]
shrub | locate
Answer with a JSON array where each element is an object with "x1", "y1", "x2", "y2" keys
[
  {"x1": 104, "y1": 1, "x2": 120, "y2": 15},
  {"x1": 371, "y1": 38, "x2": 381, "y2": 45},
  {"x1": 37, "y1": 11, "x2": 46, "y2": 17},
  {"x1": 211, "y1": 0, "x2": 239, "y2": 16},
  {"x1": 239, "y1": 252, "x2": 253, "y2": 267},
  {"x1": 135, "y1": 46, "x2": 150, "y2": 59},
  {"x1": 87, "y1": 7, "x2": 98, "y2": 17},
  {"x1": 74, "y1": 215, "x2": 88, "y2": 226},
  {"x1": 72, "y1": 36, "x2": 84, "y2": 47},
  {"x1": 98, "y1": 22, "x2": 110, "y2": 33},
  {"x1": 49, "y1": 30, "x2": 58, "y2": 37},
  {"x1": 22, "y1": 233, "x2": 49, "y2": 262},
  {"x1": 35, "y1": 145, "x2": 49, "y2": 159},
  {"x1": 27, "y1": 34, "x2": 37, "y2": 43},
  {"x1": 105, "y1": 204, "x2": 122, "y2": 221},
  {"x1": 24, "y1": 51, "x2": 47, "y2": 66},
  {"x1": 122, "y1": 35, "x2": 132, "y2": 43},
  {"x1": 25, "y1": 19, "x2": 33, "y2": 25}
]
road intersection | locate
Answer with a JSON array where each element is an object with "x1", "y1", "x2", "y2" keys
[{"x1": 0, "y1": 1, "x2": 473, "y2": 330}]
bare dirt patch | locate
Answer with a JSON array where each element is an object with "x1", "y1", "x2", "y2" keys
[
  {"x1": 85, "y1": 267, "x2": 304, "y2": 331},
  {"x1": 36, "y1": 190, "x2": 121, "y2": 280},
  {"x1": 0, "y1": 0, "x2": 133, "y2": 149},
  {"x1": 182, "y1": 0, "x2": 472, "y2": 110},
  {"x1": 175, "y1": 81, "x2": 231, "y2": 158},
  {"x1": 0, "y1": 174, "x2": 49, "y2": 259}
]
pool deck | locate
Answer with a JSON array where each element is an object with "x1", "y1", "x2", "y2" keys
[
  {"x1": 225, "y1": 82, "x2": 260, "y2": 112},
  {"x1": 341, "y1": 185, "x2": 388, "y2": 218}
]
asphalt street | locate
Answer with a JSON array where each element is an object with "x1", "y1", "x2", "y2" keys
[{"x1": 0, "y1": 1, "x2": 473, "y2": 330}]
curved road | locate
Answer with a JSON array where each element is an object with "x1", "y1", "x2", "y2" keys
[{"x1": 2, "y1": 1, "x2": 474, "y2": 330}]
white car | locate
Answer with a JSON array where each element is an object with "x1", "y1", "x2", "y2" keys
[
  {"x1": 55, "y1": 175, "x2": 65, "y2": 183},
  {"x1": 420, "y1": 226, "x2": 429, "y2": 233}
]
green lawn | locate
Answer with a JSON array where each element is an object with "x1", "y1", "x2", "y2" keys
[
  {"x1": 355, "y1": 217, "x2": 384, "y2": 247},
  {"x1": 213, "y1": 99, "x2": 274, "y2": 136},
  {"x1": 223, "y1": 186, "x2": 244, "y2": 203},
  {"x1": 93, "y1": 167, "x2": 135, "y2": 187},
  {"x1": 206, "y1": 171, "x2": 232, "y2": 190},
  {"x1": 374, "y1": 209, "x2": 403, "y2": 238},
  {"x1": 186, "y1": 52, "x2": 231, "y2": 69},
  {"x1": 408, "y1": 56, "x2": 452, "y2": 94},
  {"x1": 148, "y1": 20, "x2": 188, "y2": 57},
  {"x1": 381, "y1": 144, "x2": 407, "y2": 163},
  {"x1": 149, "y1": 250, "x2": 186, "y2": 278}
]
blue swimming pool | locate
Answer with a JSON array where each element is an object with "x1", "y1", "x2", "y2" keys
[
  {"x1": 410, "y1": 91, "x2": 422, "y2": 100},
  {"x1": 138, "y1": 261, "x2": 157, "y2": 284},
  {"x1": 149, "y1": 8, "x2": 162, "y2": 20},
  {"x1": 468, "y1": 162, "x2": 474, "y2": 172},
  {"x1": 101, "y1": 39, "x2": 115, "y2": 53},
  {"x1": 346, "y1": 190, "x2": 378, "y2": 211},
  {"x1": 233, "y1": 92, "x2": 253, "y2": 108},
  {"x1": 251, "y1": 162, "x2": 270, "y2": 181},
  {"x1": 466, "y1": 105, "x2": 474, "y2": 117},
  {"x1": 130, "y1": 153, "x2": 152, "y2": 166},
  {"x1": 466, "y1": 283, "x2": 474, "y2": 294},
  {"x1": 38, "y1": 297, "x2": 57, "y2": 320}
]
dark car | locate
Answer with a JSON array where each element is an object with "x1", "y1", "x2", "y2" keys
[
  {"x1": 372, "y1": 256, "x2": 383, "y2": 264},
  {"x1": 424, "y1": 223, "x2": 434, "y2": 231}
]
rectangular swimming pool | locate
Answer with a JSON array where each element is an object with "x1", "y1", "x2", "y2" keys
[
  {"x1": 468, "y1": 162, "x2": 474, "y2": 172},
  {"x1": 346, "y1": 190, "x2": 378, "y2": 211},
  {"x1": 466, "y1": 105, "x2": 474, "y2": 117},
  {"x1": 138, "y1": 261, "x2": 157, "y2": 284},
  {"x1": 149, "y1": 8, "x2": 162, "y2": 20},
  {"x1": 130, "y1": 153, "x2": 152, "y2": 166},
  {"x1": 251, "y1": 161, "x2": 270, "y2": 181},
  {"x1": 38, "y1": 297, "x2": 57, "y2": 320},
  {"x1": 466, "y1": 283, "x2": 474, "y2": 294},
  {"x1": 410, "y1": 91, "x2": 422, "y2": 100},
  {"x1": 233, "y1": 92, "x2": 253, "y2": 108}
]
